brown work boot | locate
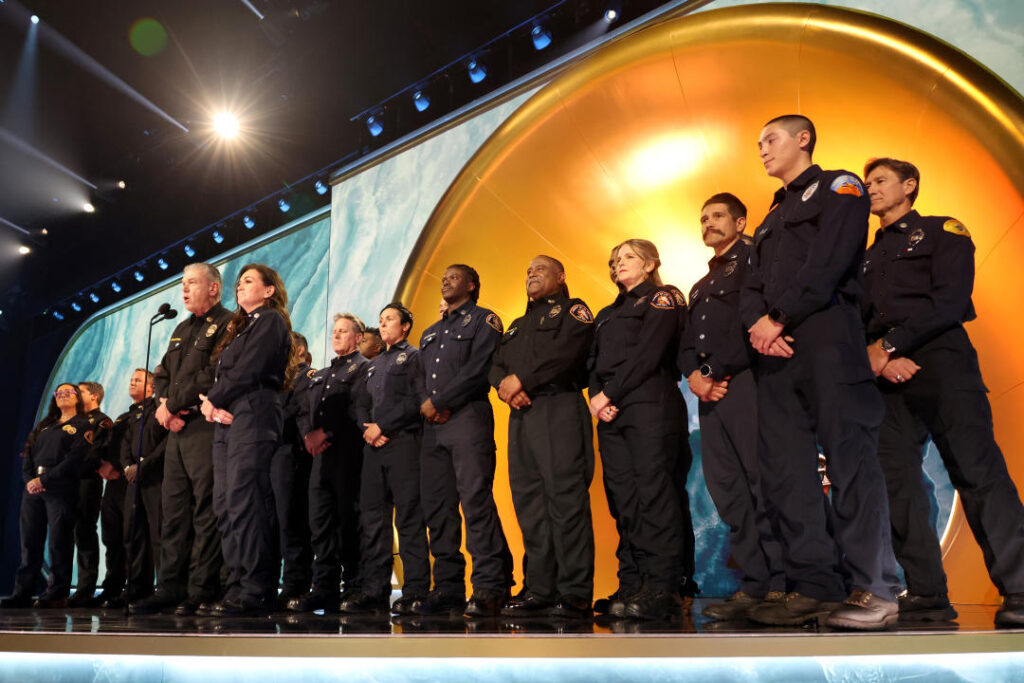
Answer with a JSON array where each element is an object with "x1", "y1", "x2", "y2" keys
[
  {"x1": 703, "y1": 591, "x2": 761, "y2": 620},
  {"x1": 748, "y1": 591, "x2": 840, "y2": 626},
  {"x1": 825, "y1": 590, "x2": 898, "y2": 630}
]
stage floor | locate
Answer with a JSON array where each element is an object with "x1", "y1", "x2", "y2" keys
[{"x1": 1, "y1": 598, "x2": 1023, "y2": 659}]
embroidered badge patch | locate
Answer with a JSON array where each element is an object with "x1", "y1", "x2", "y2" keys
[
  {"x1": 396, "y1": 352, "x2": 407, "y2": 365},
  {"x1": 650, "y1": 291, "x2": 675, "y2": 310},
  {"x1": 548, "y1": 305, "x2": 562, "y2": 318},
  {"x1": 100, "y1": 418, "x2": 113, "y2": 430},
  {"x1": 724, "y1": 261, "x2": 738, "y2": 277},
  {"x1": 830, "y1": 174, "x2": 864, "y2": 197},
  {"x1": 570, "y1": 304, "x2": 594, "y2": 323},
  {"x1": 62, "y1": 424, "x2": 77, "y2": 435},
  {"x1": 943, "y1": 219, "x2": 970, "y2": 237},
  {"x1": 206, "y1": 324, "x2": 218, "y2": 338},
  {"x1": 486, "y1": 313, "x2": 503, "y2": 333},
  {"x1": 802, "y1": 181, "x2": 820, "y2": 202},
  {"x1": 908, "y1": 228, "x2": 925, "y2": 248},
  {"x1": 84, "y1": 430, "x2": 95, "y2": 445},
  {"x1": 461, "y1": 314, "x2": 472, "y2": 327}
]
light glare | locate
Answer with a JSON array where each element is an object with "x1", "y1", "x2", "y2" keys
[
  {"x1": 83, "y1": 202, "x2": 95, "y2": 213},
  {"x1": 213, "y1": 111, "x2": 240, "y2": 139}
]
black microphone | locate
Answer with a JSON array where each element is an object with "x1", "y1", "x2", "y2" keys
[
  {"x1": 155, "y1": 303, "x2": 178, "y2": 320},
  {"x1": 157, "y1": 302, "x2": 171, "y2": 316},
  {"x1": 164, "y1": 307, "x2": 178, "y2": 320}
]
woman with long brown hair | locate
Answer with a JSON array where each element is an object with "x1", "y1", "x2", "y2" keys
[
  {"x1": 588, "y1": 238, "x2": 689, "y2": 621},
  {"x1": 199, "y1": 263, "x2": 295, "y2": 616},
  {"x1": 2, "y1": 383, "x2": 89, "y2": 608}
]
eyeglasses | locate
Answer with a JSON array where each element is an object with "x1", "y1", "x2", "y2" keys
[{"x1": 54, "y1": 389, "x2": 77, "y2": 398}]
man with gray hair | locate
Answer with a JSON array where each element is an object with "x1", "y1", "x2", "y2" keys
[{"x1": 130, "y1": 263, "x2": 233, "y2": 616}]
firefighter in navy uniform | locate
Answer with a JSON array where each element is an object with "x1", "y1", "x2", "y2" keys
[
  {"x1": 680, "y1": 193, "x2": 785, "y2": 621},
  {"x1": 2, "y1": 384, "x2": 90, "y2": 609},
  {"x1": 342, "y1": 303, "x2": 431, "y2": 616},
  {"x1": 131, "y1": 263, "x2": 232, "y2": 616},
  {"x1": 69, "y1": 381, "x2": 118, "y2": 608},
  {"x1": 861, "y1": 157, "x2": 1024, "y2": 627},
  {"x1": 200, "y1": 264, "x2": 293, "y2": 616},
  {"x1": 270, "y1": 332, "x2": 315, "y2": 607},
  {"x1": 489, "y1": 255, "x2": 596, "y2": 620},
  {"x1": 288, "y1": 315, "x2": 370, "y2": 613},
  {"x1": 120, "y1": 369, "x2": 167, "y2": 603},
  {"x1": 412, "y1": 264, "x2": 514, "y2": 618},
  {"x1": 588, "y1": 239, "x2": 688, "y2": 621},
  {"x1": 741, "y1": 115, "x2": 900, "y2": 630}
]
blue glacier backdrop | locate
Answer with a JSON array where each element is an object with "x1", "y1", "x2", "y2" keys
[{"x1": 42, "y1": 0, "x2": 1022, "y2": 596}]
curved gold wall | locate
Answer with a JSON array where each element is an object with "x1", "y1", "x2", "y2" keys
[{"x1": 398, "y1": 3, "x2": 1024, "y2": 603}]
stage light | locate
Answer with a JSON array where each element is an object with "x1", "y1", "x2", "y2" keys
[
  {"x1": 52, "y1": 310, "x2": 64, "y2": 321},
  {"x1": 133, "y1": 270, "x2": 144, "y2": 282},
  {"x1": 41, "y1": 228, "x2": 48, "y2": 235},
  {"x1": 83, "y1": 202, "x2": 95, "y2": 213},
  {"x1": 212, "y1": 230, "x2": 225, "y2": 244},
  {"x1": 213, "y1": 111, "x2": 240, "y2": 139},
  {"x1": 157, "y1": 258, "x2": 168, "y2": 270},
  {"x1": 111, "y1": 281, "x2": 122, "y2": 293},
  {"x1": 531, "y1": 25, "x2": 552, "y2": 51},
  {"x1": 413, "y1": 90, "x2": 431, "y2": 112},
  {"x1": 366, "y1": 115, "x2": 383, "y2": 137},
  {"x1": 243, "y1": 214, "x2": 255, "y2": 229},
  {"x1": 71, "y1": 302, "x2": 82, "y2": 312},
  {"x1": 117, "y1": 180, "x2": 127, "y2": 189},
  {"x1": 604, "y1": 9, "x2": 618, "y2": 23},
  {"x1": 314, "y1": 180, "x2": 328, "y2": 196},
  {"x1": 277, "y1": 198, "x2": 291, "y2": 213},
  {"x1": 89, "y1": 292, "x2": 100, "y2": 303},
  {"x1": 184, "y1": 243, "x2": 196, "y2": 258},
  {"x1": 30, "y1": 15, "x2": 39, "y2": 25},
  {"x1": 18, "y1": 245, "x2": 30, "y2": 255},
  {"x1": 468, "y1": 60, "x2": 487, "y2": 84}
]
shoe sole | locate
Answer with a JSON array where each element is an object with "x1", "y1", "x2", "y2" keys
[
  {"x1": 825, "y1": 612, "x2": 899, "y2": 630},
  {"x1": 749, "y1": 604, "x2": 840, "y2": 626},
  {"x1": 899, "y1": 607, "x2": 958, "y2": 622}
]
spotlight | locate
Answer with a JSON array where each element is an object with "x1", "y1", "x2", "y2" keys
[
  {"x1": 412, "y1": 90, "x2": 431, "y2": 112},
  {"x1": 83, "y1": 202, "x2": 96, "y2": 213},
  {"x1": 30, "y1": 15, "x2": 39, "y2": 25},
  {"x1": 468, "y1": 59, "x2": 487, "y2": 84},
  {"x1": 111, "y1": 281, "x2": 122, "y2": 293},
  {"x1": 89, "y1": 292, "x2": 100, "y2": 303},
  {"x1": 604, "y1": 9, "x2": 618, "y2": 23},
  {"x1": 133, "y1": 270, "x2": 144, "y2": 282},
  {"x1": 277, "y1": 198, "x2": 291, "y2": 213},
  {"x1": 157, "y1": 258, "x2": 169, "y2": 270},
  {"x1": 213, "y1": 111, "x2": 240, "y2": 139},
  {"x1": 18, "y1": 245, "x2": 30, "y2": 255},
  {"x1": 71, "y1": 302, "x2": 82, "y2": 312},
  {"x1": 52, "y1": 310, "x2": 64, "y2": 321},
  {"x1": 117, "y1": 180, "x2": 127, "y2": 189},
  {"x1": 41, "y1": 228, "x2": 48, "y2": 235},
  {"x1": 531, "y1": 25, "x2": 552, "y2": 51},
  {"x1": 212, "y1": 230, "x2": 225, "y2": 244},
  {"x1": 243, "y1": 214, "x2": 255, "y2": 229},
  {"x1": 366, "y1": 115, "x2": 383, "y2": 137},
  {"x1": 184, "y1": 243, "x2": 196, "y2": 258}
]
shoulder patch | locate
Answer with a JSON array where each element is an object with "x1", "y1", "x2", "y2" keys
[
  {"x1": 486, "y1": 313, "x2": 503, "y2": 333},
  {"x1": 62, "y1": 424, "x2": 77, "y2": 435},
  {"x1": 943, "y1": 219, "x2": 971, "y2": 238},
  {"x1": 650, "y1": 291, "x2": 675, "y2": 310},
  {"x1": 669, "y1": 287, "x2": 686, "y2": 307},
  {"x1": 830, "y1": 174, "x2": 864, "y2": 197},
  {"x1": 100, "y1": 418, "x2": 114, "y2": 430},
  {"x1": 569, "y1": 304, "x2": 594, "y2": 323}
]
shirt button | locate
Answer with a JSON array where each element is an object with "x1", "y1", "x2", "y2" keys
[
  {"x1": 704, "y1": 298, "x2": 709, "y2": 303},
  {"x1": 457, "y1": 335, "x2": 462, "y2": 339},
  {"x1": 326, "y1": 385, "x2": 330, "y2": 389},
  {"x1": 440, "y1": 344, "x2": 444, "y2": 349},
  {"x1": 719, "y1": 290, "x2": 724, "y2": 295},
  {"x1": 709, "y1": 280, "x2": 715, "y2": 285},
  {"x1": 432, "y1": 374, "x2": 437, "y2": 379},
  {"x1": 432, "y1": 391, "x2": 437, "y2": 395},
  {"x1": 436, "y1": 358, "x2": 440, "y2": 363},
  {"x1": 699, "y1": 333, "x2": 706, "y2": 340},
  {"x1": 701, "y1": 315, "x2": 706, "y2": 320}
]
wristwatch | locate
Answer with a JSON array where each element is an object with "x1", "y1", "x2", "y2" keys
[
  {"x1": 880, "y1": 338, "x2": 896, "y2": 354},
  {"x1": 768, "y1": 307, "x2": 790, "y2": 326},
  {"x1": 700, "y1": 364, "x2": 713, "y2": 379}
]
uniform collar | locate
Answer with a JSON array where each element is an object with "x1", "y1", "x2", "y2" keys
[
  {"x1": 773, "y1": 164, "x2": 822, "y2": 205},
  {"x1": 190, "y1": 301, "x2": 226, "y2": 323},
  {"x1": 709, "y1": 238, "x2": 744, "y2": 268},
  {"x1": 385, "y1": 339, "x2": 411, "y2": 355},
  {"x1": 526, "y1": 291, "x2": 567, "y2": 312},
  {"x1": 444, "y1": 300, "x2": 474, "y2": 320},
  {"x1": 332, "y1": 350, "x2": 360, "y2": 365},
  {"x1": 884, "y1": 209, "x2": 920, "y2": 233}
]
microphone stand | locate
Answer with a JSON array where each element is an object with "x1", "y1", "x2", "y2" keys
[{"x1": 124, "y1": 304, "x2": 175, "y2": 615}]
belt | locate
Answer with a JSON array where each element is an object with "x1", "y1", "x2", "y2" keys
[
  {"x1": 530, "y1": 383, "x2": 578, "y2": 397},
  {"x1": 36, "y1": 466, "x2": 47, "y2": 475}
]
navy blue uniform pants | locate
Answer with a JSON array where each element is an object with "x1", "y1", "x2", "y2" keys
[
  {"x1": 14, "y1": 481, "x2": 78, "y2": 600},
  {"x1": 421, "y1": 400, "x2": 513, "y2": 595},
  {"x1": 698, "y1": 369, "x2": 784, "y2": 597},
  {"x1": 756, "y1": 304, "x2": 899, "y2": 601},
  {"x1": 307, "y1": 441, "x2": 363, "y2": 596},
  {"x1": 124, "y1": 478, "x2": 162, "y2": 597},
  {"x1": 359, "y1": 430, "x2": 430, "y2": 597},
  {"x1": 271, "y1": 443, "x2": 313, "y2": 595},
  {"x1": 508, "y1": 392, "x2": 594, "y2": 602},
  {"x1": 73, "y1": 475, "x2": 102, "y2": 595}
]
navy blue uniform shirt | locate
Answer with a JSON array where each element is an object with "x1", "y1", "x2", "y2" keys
[
  {"x1": 680, "y1": 239, "x2": 756, "y2": 381},
  {"x1": 119, "y1": 397, "x2": 167, "y2": 477},
  {"x1": 589, "y1": 279, "x2": 681, "y2": 405},
  {"x1": 742, "y1": 164, "x2": 871, "y2": 330},
  {"x1": 154, "y1": 302, "x2": 233, "y2": 414},
  {"x1": 862, "y1": 210, "x2": 976, "y2": 354},
  {"x1": 488, "y1": 293, "x2": 595, "y2": 394},
  {"x1": 419, "y1": 301, "x2": 503, "y2": 412},
  {"x1": 207, "y1": 306, "x2": 291, "y2": 411},
  {"x1": 307, "y1": 350, "x2": 369, "y2": 440},
  {"x1": 23, "y1": 414, "x2": 91, "y2": 488},
  {"x1": 358, "y1": 339, "x2": 424, "y2": 435}
]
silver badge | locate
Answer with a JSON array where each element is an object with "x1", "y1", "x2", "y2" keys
[
  {"x1": 396, "y1": 352, "x2": 407, "y2": 365},
  {"x1": 549, "y1": 305, "x2": 562, "y2": 318},
  {"x1": 724, "y1": 261, "x2": 737, "y2": 277},
  {"x1": 908, "y1": 228, "x2": 925, "y2": 248},
  {"x1": 802, "y1": 181, "x2": 819, "y2": 202},
  {"x1": 462, "y1": 314, "x2": 472, "y2": 327}
]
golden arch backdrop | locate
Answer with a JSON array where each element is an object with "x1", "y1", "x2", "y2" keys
[{"x1": 398, "y1": 3, "x2": 1024, "y2": 604}]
